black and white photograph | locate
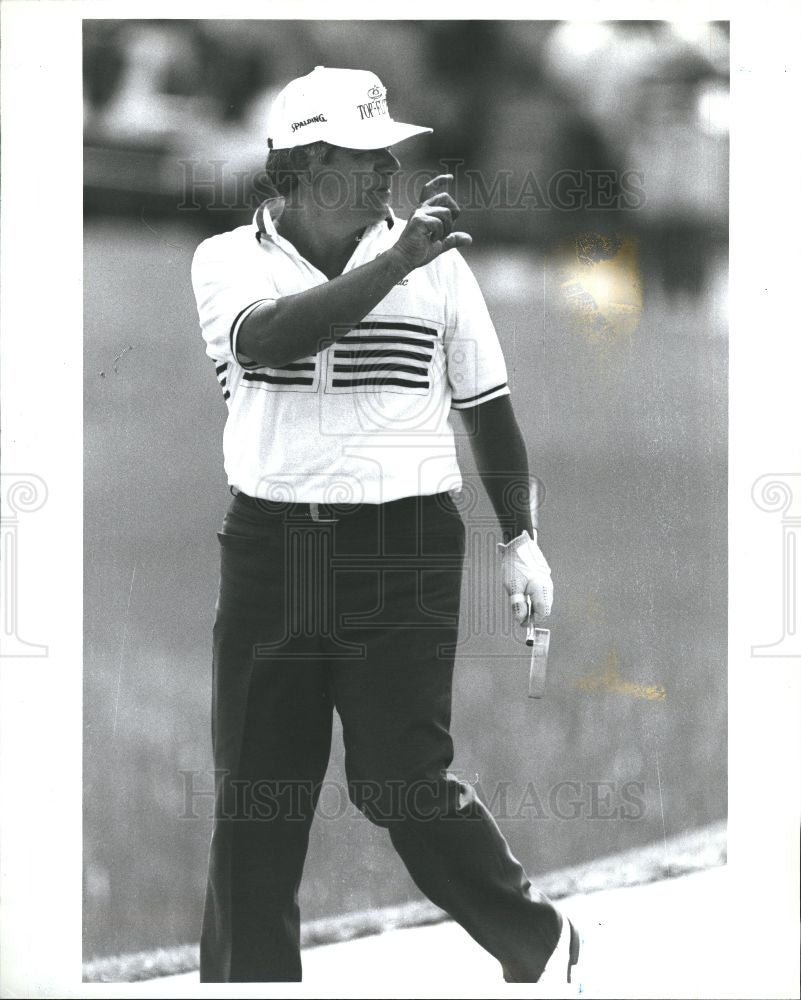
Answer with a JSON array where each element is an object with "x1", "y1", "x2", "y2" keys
[{"x1": 0, "y1": 5, "x2": 799, "y2": 999}]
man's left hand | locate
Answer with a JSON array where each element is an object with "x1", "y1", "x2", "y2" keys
[{"x1": 497, "y1": 530, "x2": 553, "y2": 624}]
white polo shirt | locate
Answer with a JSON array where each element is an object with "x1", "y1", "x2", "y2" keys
[{"x1": 191, "y1": 199, "x2": 510, "y2": 504}]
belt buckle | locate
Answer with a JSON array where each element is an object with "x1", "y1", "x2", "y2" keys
[{"x1": 309, "y1": 502, "x2": 338, "y2": 523}]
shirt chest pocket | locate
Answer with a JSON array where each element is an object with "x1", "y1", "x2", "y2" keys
[{"x1": 323, "y1": 314, "x2": 445, "y2": 397}]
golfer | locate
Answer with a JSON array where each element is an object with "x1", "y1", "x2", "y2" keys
[{"x1": 191, "y1": 66, "x2": 579, "y2": 985}]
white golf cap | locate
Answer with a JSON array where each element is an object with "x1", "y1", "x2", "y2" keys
[{"x1": 267, "y1": 66, "x2": 433, "y2": 151}]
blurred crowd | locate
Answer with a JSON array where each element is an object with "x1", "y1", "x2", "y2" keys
[{"x1": 84, "y1": 19, "x2": 729, "y2": 293}]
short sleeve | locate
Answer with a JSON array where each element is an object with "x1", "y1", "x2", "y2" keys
[
  {"x1": 190, "y1": 234, "x2": 276, "y2": 369},
  {"x1": 442, "y1": 251, "x2": 510, "y2": 410}
]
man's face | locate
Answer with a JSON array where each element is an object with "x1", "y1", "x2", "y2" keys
[{"x1": 310, "y1": 145, "x2": 401, "y2": 221}]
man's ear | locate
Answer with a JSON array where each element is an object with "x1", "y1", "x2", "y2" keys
[
  {"x1": 294, "y1": 143, "x2": 334, "y2": 179},
  {"x1": 288, "y1": 144, "x2": 334, "y2": 193}
]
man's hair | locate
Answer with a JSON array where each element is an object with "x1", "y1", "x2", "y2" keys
[{"x1": 263, "y1": 141, "x2": 333, "y2": 197}]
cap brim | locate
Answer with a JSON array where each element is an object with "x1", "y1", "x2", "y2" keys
[{"x1": 327, "y1": 120, "x2": 433, "y2": 150}]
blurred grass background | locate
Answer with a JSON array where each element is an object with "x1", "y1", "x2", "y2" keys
[{"x1": 83, "y1": 19, "x2": 727, "y2": 962}]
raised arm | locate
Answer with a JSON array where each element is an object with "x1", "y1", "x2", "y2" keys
[
  {"x1": 238, "y1": 176, "x2": 470, "y2": 368},
  {"x1": 238, "y1": 253, "x2": 409, "y2": 367}
]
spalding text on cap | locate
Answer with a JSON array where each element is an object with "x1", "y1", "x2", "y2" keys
[{"x1": 291, "y1": 114, "x2": 328, "y2": 133}]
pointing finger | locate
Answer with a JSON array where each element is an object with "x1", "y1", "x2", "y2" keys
[{"x1": 418, "y1": 173, "x2": 454, "y2": 203}]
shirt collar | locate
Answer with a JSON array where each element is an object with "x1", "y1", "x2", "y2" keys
[
  {"x1": 252, "y1": 198, "x2": 396, "y2": 247},
  {"x1": 252, "y1": 196, "x2": 284, "y2": 242}
]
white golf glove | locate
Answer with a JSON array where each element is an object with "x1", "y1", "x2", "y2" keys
[{"x1": 497, "y1": 529, "x2": 553, "y2": 624}]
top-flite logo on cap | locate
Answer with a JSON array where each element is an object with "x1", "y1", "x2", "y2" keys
[{"x1": 357, "y1": 84, "x2": 388, "y2": 122}]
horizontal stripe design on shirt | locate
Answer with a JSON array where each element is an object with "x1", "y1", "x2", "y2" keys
[
  {"x1": 212, "y1": 360, "x2": 230, "y2": 400},
  {"x1": 331, "y1": 377, "x2": 429, "y2": 389},
  {"x1": 243, "y1": 372, "x2": 315, "y2": 386},
  {"x1": 349, "y1": 320, "x2": 438, "y2": 338},
  {"x1": 334, "y1": 347, "x2": 432, "y2": 363},
  {"x1": 241, "y1": 355, "x2": 318, "y2": 389},
  {"x1": 330, "y1": 320, "x2": 437, "y2": 392},
  {"x1": 450, "y1": 381, "x2": 508, "y2": 406},
  {"x1": 336, "y1": 335, "x2": 435, "y2": 350}
]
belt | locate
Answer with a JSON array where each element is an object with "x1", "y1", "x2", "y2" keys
[{"x1": 230, "y1": 486, "x2": 455, "y2": 524}]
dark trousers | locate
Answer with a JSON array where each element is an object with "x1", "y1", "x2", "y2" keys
[{"x1": 200, "y1": 490, "x2": 561, "y2": 983}]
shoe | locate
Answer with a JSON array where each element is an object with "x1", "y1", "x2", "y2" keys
[{"x1": 537, "y1": 911, "x2": 581, "y2": 986}]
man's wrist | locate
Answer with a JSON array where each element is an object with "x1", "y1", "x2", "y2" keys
[{"x1": 383, "y1": 244, "x2": 417, "y2": 279}]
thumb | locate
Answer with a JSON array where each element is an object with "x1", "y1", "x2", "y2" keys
[
  {"x1": 525, "y1": 599, "x2": 536, "y2": 629},
  {"x1": 441, "y1": 232, "x2": 472, "y2": 253}
]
